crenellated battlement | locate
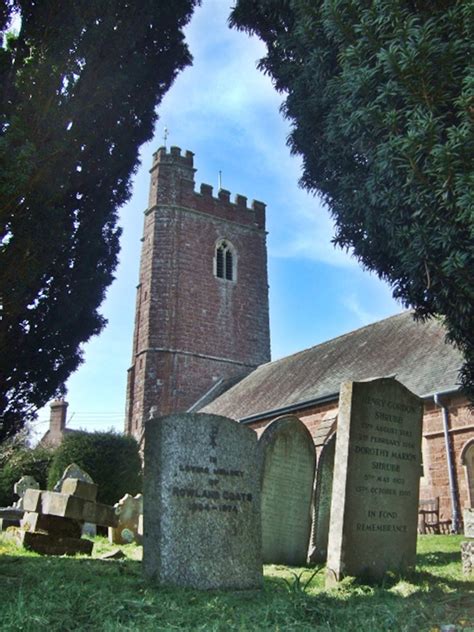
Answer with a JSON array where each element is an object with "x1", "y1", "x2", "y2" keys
[
  {"x1": 198, "y1": 182, "x2": 266, "y2": 214},
  {"x1": 152, "y1": 145, "x2": 195, "y2": 167},
  {"x1": 149, "y1": 146, "x2": 266, "y2": 229}
]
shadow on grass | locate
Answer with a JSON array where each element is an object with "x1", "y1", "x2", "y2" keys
[
  {"x1": 0, "y1": 552, "x2": 473, "y2": 632},
  {"x1": 416, "y1": 550, "x2": 461, "y2": 567}
]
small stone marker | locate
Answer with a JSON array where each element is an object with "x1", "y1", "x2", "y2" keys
[
  {"x1": 143, "y1": 413, "x2": 262, "y2": 590},
  {"x1": 464, "y1": 508, "x2": 474, "y2": 538},
  {"x1": 326, "y1": 378, "x2": 423, "y2": 585},
  {"x1": 309, "y1": 434, "x2": 336, "y2": 564},
  {"x1": 109, "y1": 493, "x2": 143, "y2": 544},
  {"x1": 461, "y1": 509, "x2": 474, "y2": 575},
  {"x1": 259, "y1": 415, "x2": 316, "y2": 565}
]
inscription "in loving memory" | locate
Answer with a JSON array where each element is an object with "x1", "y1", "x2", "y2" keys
[{"x1": 172, "y1": 458, "x2": 253, "y2": 514}]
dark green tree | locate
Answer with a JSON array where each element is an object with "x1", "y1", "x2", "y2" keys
[
  {"x1": 47, "y1": 430, "x2": 142, "y2": 506},
  {"x1": 0, "y1": 428, "x2": 54, "y2": 506},
  {"x1": 231, "y1": 0, "x2": 474, "y2": 398},
  {"x1": 0, "y1": 0, "x2": 199, "y2": 441}
]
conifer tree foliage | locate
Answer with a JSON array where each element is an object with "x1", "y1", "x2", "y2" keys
[
  {"x1": 0, "y1": 0, "x2": 199, "y2": 441},
  {"x1": 231, "y1": 1, "x2": 474, "y2": 398}
]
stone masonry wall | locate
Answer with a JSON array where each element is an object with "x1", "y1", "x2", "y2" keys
[
  {"x1": 247, "y1": 394, "x2": 474, "y2": 527},
  {"x1": 126, "y1": 147, "x2": 270, "y2": 440}
]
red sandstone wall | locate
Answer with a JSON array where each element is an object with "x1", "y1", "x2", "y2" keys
[
  {"x1": 247, "y1": 394, "x2": 474, "y2": 527},
  {"x1": 126, "y1": 147, "x2": 270, "y2": 438}
]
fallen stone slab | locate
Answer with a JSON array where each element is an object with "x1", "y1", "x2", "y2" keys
[
  {"x1": 82, "y1": 501, "x2": 117, "y2": 527},
  {"x1": 61, "y1": 479, "x2": 98, "y2": 502},
  {"x1": 21, "y1": 512, "x2": 82, "y2": 538},
  {"x1": 19, "y1": 531, "x2": 93, "y2": 556},
  {"x1": 0, "y1": 507, "x2": 24, "y2": 521},
  {"x1": 40, "y1": 491, "x2": 85, "y2": 521},
  {"x1": 0, "y1": 517, "x2": 21, "y2": 530},
  {"x1": 22, "y1": 489, "x2": 42, "y2": 513}
]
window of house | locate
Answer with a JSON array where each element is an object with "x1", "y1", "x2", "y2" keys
[{"x1": 215, "y1": 240, "x2": 235, "y2": 281}]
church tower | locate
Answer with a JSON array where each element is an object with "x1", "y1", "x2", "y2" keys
[{"x1": 125, "y1": 147, "x2": 270, "y2": 441}]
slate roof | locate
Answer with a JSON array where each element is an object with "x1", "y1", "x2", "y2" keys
[{"x1": 201, "y1": 311, "x2": 463, "y2": 421}]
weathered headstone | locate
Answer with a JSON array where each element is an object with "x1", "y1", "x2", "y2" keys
[
  {"x1": 259, "y1": 415, "x2": 316, "y2": 565},
  {"x1": 143, "y1": 413, "x2": 262, "y2": 589},
  {"x1": 326, "y1": 378, "x2": 423, "y2": 585},
  {"x1": 309, "y1": 433, "x2": 336, "y2": 564},
  {"x1": 464, "y1": 508, "x2": 474, "y2": 538},
  {"x1": 461, "y1": 509, "x2": 474, "y2": 574},
  {"x1": 13, "y1": 476, "x2": 40, "y2": 509},
  {"x1": 53, "y1": 463, "x2": 94, "y2": 492},
  {"x1": 109, "y1": 493, "x2": 143, "y2": 544}
]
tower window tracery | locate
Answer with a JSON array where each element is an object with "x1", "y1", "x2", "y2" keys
[{"x1": 215, "y1": 240, "x2": 235, "y2": 281}]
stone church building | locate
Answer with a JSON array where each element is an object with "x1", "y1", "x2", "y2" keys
[{"x1": 125, "y1": 146, "x2": 474, "y2": 530}]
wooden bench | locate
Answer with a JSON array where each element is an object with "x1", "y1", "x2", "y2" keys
[{"x1": 418, "y1": 497, "x2": 451, "y2": 534}]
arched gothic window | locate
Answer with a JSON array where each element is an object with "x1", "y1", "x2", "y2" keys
[{"x1": 214, "y1": 240, "x2": 235, "y2": 281}]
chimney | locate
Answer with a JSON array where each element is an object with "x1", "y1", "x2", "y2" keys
[{"x1": 49, "y1": 398, "x2": 68, "y2": 439}]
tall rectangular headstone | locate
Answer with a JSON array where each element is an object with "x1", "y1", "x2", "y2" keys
[
  {"x1": 326, "y1": 378, "x2": 423, "y2": 585},
  {"x1": 143, "y1": 413, "x2": 262, "y2": 590},
  {"x1": 259, "y1": 415, "x2": 316, "y2": 565}
]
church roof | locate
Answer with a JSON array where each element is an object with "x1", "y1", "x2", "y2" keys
[{"x1": 200, "y1": 311, "x2": 463, "y2": 421}]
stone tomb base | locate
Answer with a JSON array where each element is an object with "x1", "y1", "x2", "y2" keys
[
  {"x1": 20, "y1": 531, "x2": 93, "y2": 556},
  {"x1": 18, "y1": 479, "x2": 117, "y2": 556}
]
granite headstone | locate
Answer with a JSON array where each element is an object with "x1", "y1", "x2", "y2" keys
[
  {"x1": 143, "y1": 413, "x2": 262, "y2": 589},
  {"x1": 326, "y1": 378, "x2": 423, "y2": 585},
  {"x1": 259, "y1": 415, "x2": 316, "y2": 565}
]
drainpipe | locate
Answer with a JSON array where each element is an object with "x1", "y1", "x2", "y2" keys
[{"x1": 433, "y1": 393, "x2": 460, "y2": 533}]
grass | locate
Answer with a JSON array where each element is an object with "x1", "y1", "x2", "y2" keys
[{"x1": 0, "y1": 533, "x2": 472, "y2": 631}]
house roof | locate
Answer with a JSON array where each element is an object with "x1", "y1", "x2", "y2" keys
[{"x1": 201, "y1": 311, "x2": 463, "y2": 421}]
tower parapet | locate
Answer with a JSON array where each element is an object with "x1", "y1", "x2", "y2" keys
[{"x1": 148, "y1": 146, "x2": 266, "y2": 230}]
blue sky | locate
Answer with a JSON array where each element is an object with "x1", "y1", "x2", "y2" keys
[{"x1": 32, "y1": 1, "x2": 401, "y2": 438}]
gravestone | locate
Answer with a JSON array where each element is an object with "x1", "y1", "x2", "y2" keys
[
  {"x1": 109, "y1": 493, "x2": 143, "y2": 544},
  {"x1": 326, "y1": 378, "x2": 423, "y2": 585},
  {"x1": 259, "y1": 415, "x2": 316, "y2": 565},
  {"x1": 464, "y1": 508, "x2": 474, "y2": 538},
  {"x1": 461, "y1": 509, "x2": 474, "y2": 574},
  {"x1": 309, "y1": 433, "x2": 336, "y2": 563},
  {"x1": 143, "y1": 413, "x2": 262, "y2": 589},
  {"x1": 53, "y1": 463, "x2": 94, "y2": 491}
]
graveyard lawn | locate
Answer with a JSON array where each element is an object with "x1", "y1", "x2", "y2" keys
[{"x1": 0, "y1": 534, "x2": 472, "y2": 632}]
